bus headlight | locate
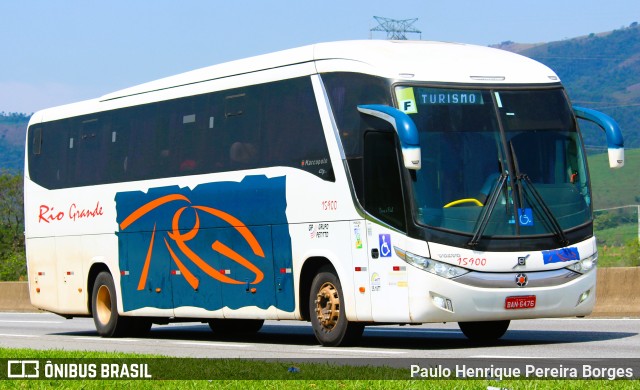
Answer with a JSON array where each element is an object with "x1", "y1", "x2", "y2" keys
[
  {"x1": 566, "y1": 252, "x2": 598, "y2": 274},
  {"x1": 395, "y1": 247, "x2": 469, "y2": 279}
]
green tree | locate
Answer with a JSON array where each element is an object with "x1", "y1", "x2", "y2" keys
[{"x1": 0, "y1": 171, "x2": 26, "y2": 280}]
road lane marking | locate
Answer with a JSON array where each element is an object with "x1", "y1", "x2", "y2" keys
[
  {"x1": 305, "y1": 347, "x2": 405, "y2": 355},
  {"x1": 0, "y1": 312, "x2": 55, "y2": 315},
  {"x1": 172, "y1": 342, "x2": 249, "y2": 348},
  {"x1": 73, "y1": 337, "x2": 141, "y2": 342},
  {"x1": 0, "y1": 320, "x2": 63, "y2": 324},
  {"x1": 0, "y1": 333, "x2": 39, "y2": 338}
]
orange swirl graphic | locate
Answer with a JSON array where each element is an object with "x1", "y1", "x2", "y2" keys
[{"x1": 121, "y1": 193, "x2": 265, "y2": 290}]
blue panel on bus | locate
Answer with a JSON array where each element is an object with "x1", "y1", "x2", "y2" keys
[
  {"x1": 542, "y1": 247, "x2": 580, "y2": 264},
  {"x1": 115, "y1": 175, "x2": 294, "y2": 313}
]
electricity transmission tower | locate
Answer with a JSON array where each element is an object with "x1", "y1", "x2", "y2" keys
[{"x1": 370, "y1": 16, "x2": 422, "y2": 40}]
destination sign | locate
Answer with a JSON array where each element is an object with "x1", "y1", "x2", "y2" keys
[{"x1": 416, "y1": 88, "x2": 484, "y2": 105}]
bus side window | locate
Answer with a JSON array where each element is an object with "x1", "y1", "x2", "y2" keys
[
  {"x1": 261, "y1": 77, "x2": 334, "y2": 181},
  {"x1": 32, "y1": 128, "x2": 42, "y2": 155},
  {"x1": 225, "y1": 92, "x2": 261, "y2": 169},
  {"x1": 76, "y1": 117, "x2": 106, "y2": 185},
  {"x1": 363, "y1": 131, "x2": 406, "y2": 231},
  {"x1": 176, "y1": 95, "x2": 208, "y2": 173},
  {"x1": 205, "y1": 94, "x2": 226, "y2": 171}
]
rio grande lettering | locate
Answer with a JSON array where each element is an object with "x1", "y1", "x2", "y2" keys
[{"x1": 38, "y1": 202, "x2": 104, "y2": 223}]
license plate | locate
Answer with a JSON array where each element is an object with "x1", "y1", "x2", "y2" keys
[{"x1": 505, "y1": 295, "x2": 536, "y2": 310}]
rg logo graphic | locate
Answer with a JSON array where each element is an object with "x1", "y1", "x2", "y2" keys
[{"x1": 119, "y1": 193, "x2": 265, "y2": 291}]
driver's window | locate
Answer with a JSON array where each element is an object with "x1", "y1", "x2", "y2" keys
[{"x1": 363, "y1": 131, "x2": 406, "y2": 231}]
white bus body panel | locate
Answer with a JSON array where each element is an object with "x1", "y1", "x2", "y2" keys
[{"x1": 25, "y1": 40, "x2": 575, "y2": 324}]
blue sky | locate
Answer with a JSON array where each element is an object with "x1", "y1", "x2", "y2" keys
[{"x1": 2, "y1": 0, "x2": 639, "y2": 113}]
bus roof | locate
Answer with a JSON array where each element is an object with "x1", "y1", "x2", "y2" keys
[
  {"x1": 101, "y1": 40, "x2": 558, "y2": 101},
  {"x1": 33, "y1": 40, "x2": 559, "y2": 122}
]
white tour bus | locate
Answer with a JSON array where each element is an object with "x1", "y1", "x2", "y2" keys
[{"x1": 24, "y1": 40, "x2": 624, "y2": 346}]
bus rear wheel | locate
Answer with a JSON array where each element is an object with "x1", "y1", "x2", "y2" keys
[
  {"x1": 458, "y1": 320, "x2": 510, "y2": 341},
  {"x1": 91, "y1": 271, "x2": 151, "y2": 337},
  {"x1": 309, "y1": 267, "x2": 364, "y2": 346}
]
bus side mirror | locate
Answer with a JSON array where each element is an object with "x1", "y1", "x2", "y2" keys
[
  {"x1": 573, "y1": 106, "x2": 624, "y2": 169},
  {"x1": 357, "y1": 104, "x2": 421, "y2": 170}
]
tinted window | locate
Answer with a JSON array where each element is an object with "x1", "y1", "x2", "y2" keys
[
  {"x1": 27, "y1": 76, "x2": 333, "y2": 188},
  {"x1": 322, "y1": 72, "x2": 392, "y2": 159},
  {"x1": 363, "y1": 131, "x2": 406, "y2": 230},
  {"x1": 322, "y1": 72, "x2": 393, "y2": 205}
]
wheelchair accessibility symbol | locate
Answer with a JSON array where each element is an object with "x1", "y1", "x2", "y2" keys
[
  {"x1": 518, "y1": 208, "x2": 534, "y2": 227},
  {"x1": 379, "y1": 234, "x2": 392, "y2": 257}
]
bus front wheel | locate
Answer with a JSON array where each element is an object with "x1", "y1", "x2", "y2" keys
[
  {"x1": 309, "y1": 266, "x2": 364, "y2": 346},
  {"x1": 458, "y1": 320, "x2": 510, "y2": 341}
]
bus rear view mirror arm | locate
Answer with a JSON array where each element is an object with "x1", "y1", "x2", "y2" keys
[
  {"x1": 357, "y1": 105, "x2": 421, "y2": 170},
  {"x1": 573, "y1": 106, "x2": 624, "y2": 169}
]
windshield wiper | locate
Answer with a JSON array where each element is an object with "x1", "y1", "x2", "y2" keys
[
  {"x1": 518, "y1": 174, "x2": 569, "y2": 246},
  {"x1": 468, "y1": 172, "x2": 508, "y2": 247},
  {"x1": 468, "y1": 144, "x2": 570, "y2": 247},
  {"x1": 508, "y1": 141, "x2": 569, "y2": 246}
]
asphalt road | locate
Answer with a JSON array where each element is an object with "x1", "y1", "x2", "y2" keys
[{"x1": 0, "y1": 312, "x2": 638, "y2": 361}]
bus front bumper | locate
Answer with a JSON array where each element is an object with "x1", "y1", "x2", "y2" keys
[{"x1": 407, "y1": 267, "x2": 596, "y2": 323}]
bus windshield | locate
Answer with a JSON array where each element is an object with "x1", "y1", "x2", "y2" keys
[{"x1": 398, "y1": 86, "x2": 591, "y2": 238}]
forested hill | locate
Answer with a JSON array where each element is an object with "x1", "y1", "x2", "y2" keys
[
  {"x1": 493, "y1": 22, "x2": 640, "y2": 150},
  {"x1": 0, "y1": 113, "x2": 29, "y2": 172}
]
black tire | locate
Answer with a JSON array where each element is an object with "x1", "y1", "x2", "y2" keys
[
  {"x1": 458, "y1": 320, "x2": 510, "y2": 341},
  {"x1": 91, "y1": 271, "x2": 133, "y2": 337},
  {"x1": 208, "y1": 319, "x2": 264, "y2": 335},
  {"x1": 309, "y1": 266, "x2": 364, "y2": 346}
]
